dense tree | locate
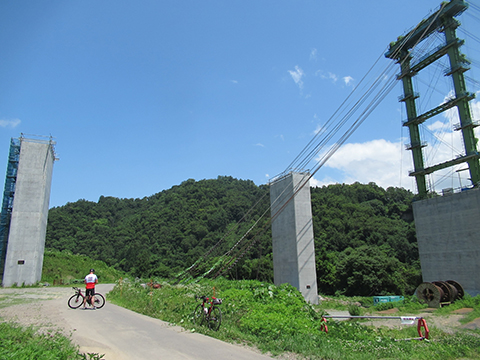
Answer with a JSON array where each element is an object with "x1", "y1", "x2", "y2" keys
[{"x1": 46, "y1": 177, "x2": 419, "y2": 295}]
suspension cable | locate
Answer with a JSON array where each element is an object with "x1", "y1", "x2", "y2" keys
[{"x1": 180, "y1": 1, "x2": 458, "y2": 281}]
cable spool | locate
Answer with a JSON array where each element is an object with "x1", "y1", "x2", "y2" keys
[
  {"x1": 432, "y1": 281, "x2": 456, "y2": 302},
  {"x1": 416, "y1": 282, "x2": 443, "y2": 308},
  {"x1": 416, "y1": 280, "x2": 464, "y2": 307},
  {"x1": 446, "y1": 280, "x2": 464, "y2": 300}
]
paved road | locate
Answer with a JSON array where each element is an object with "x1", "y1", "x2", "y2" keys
[{"x1": 0, "y1": 284, "x2": 273, "y2": 360}]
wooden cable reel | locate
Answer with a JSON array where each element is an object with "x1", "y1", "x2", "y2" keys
[{"x1": 416, "y1": 280, "x2": 464, "y2": 307}]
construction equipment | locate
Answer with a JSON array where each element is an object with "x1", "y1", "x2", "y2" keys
[{"x1": 416, "y1": 280, "x2": 464, "y2": 307}]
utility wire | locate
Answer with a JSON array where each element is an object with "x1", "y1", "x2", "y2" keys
[{"x1": 181, "y1": 1, "x2": 461, "y2": 281}]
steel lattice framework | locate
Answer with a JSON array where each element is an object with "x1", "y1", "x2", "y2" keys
[{"x1": 385, "y1": 0, "x2": 480, "y2": 198}]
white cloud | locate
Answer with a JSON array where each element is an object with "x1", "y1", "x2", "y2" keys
[
  {"x1": 343, "y1": 76, "x2": 354, "y2": 86},
  {"x1": 311, "y1": 132, "x2": 476, "y2": 193},
  {"x1": 308, "y1": 99, "x2": 480, "y2": 194},
  {"x1": 315, "y1": 70, "x2": 338, "y2": 84},
  {"x1": 427, "y1": 120, "x2": 448, "y2": 132},
  {"x1": 310, "y1": 175, "x2": 337, "y2": 188},
  {"x1": 310, "y1": 48, "x2": 317, "y2": 61},
  {"x1": 288, "y1": 66, "x2": 305, "y2": 90},
  {"x1": 472, "y1": 93, "x2": 480, "y2": 117},
  {"x1": 0, "y1": 118, "x2": 21, "y2": 128},
  {"x1": 327, "y1": 72, "x2": 337, "y2": 83},
  {"x1": 231, "y1": 80, "x2": 238, "y2": 84},
  {"x1": 255, "y1": 143, "x2": 265, "y2": 147},
  {"x1": 313, "y1": 124, "x2": 323, "y2": 135},
  {"x1": 318, "y1": 139, "x2": 411, "y2": 189}
]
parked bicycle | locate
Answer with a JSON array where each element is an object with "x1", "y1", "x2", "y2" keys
[
  {"x1": 193, "y1": 295, "x2": 222, "y2": 331},
  {"x1": 68, "y1": 287, "x2": 105, "y2": 309}
]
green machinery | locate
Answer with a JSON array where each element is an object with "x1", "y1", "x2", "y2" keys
[{"x1": 385, "y1": 0, "x2": 480, "y2": 198}]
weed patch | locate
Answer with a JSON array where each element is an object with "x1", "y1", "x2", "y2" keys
[
  {"x1": 0, "y1": 321, "x2": 104, "y2": 359},
  {"x1": 108, "y1": 278, "x2": 480, "y2": 359}
]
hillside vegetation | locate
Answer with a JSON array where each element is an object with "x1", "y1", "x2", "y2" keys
[
  {"x1": 46, "y1": 176, "x2": 419, "y2": 295},
  {"x1": 41, "y1": 249, "x2": 125, "y2": 285}
]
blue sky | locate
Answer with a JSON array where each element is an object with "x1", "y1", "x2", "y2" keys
[{"x1": 1, "y1": 0, "x2": 480, "y2": 208}]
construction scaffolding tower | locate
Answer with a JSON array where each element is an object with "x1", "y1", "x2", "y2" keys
[
  {"x1": 0, "y1": 139, "x2": 21, "y2": 280},
  {"x1": 385, "y1": 0, "x2": 480, "y2": 198}
]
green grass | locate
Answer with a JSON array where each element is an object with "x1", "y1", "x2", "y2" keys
[
  {"x1": 433, "y1": 294, "x2": 480, "y2": 324},
  {"x1": 108, "y1": 278, "x2": 480, "y2": 360},
  {"x1": 318, "y1": 294, "x2": 428, "y2": 314},
  {"x1": 0, "y1": 322, "x2": 106, "y2": 360}
]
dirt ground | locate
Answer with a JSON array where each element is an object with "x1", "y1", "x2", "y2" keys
[
  {"x1": 0, "y1": 285, "x2": 75, "y2": 334},
  {"x1": 324, "y1": 307, "x2": 480, "y2": 334}
]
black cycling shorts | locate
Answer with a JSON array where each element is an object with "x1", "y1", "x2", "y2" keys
[{"x1": 86, "y1": 288, "x2": 95, "y2": 297}]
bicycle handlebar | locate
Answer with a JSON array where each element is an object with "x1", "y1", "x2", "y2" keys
[{"x1": 196, "y1": 295, "x2": 222, "y2": 305}]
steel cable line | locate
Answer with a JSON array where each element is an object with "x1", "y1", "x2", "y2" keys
[
  {"x1": 287, "y1": 60, "x2": 397, "y2": 175},
  {"x1": 216, "y1": 2, "x2": 448, "y2": 278},
  {"x1": 287, "y1": 3, "x2": 447, "y2": 175},
  {"x1": 430, "y1": 166, "x2": 459, "y2": 191},
  {"x1": 209, "y1": 48, "x2": 404, "y2": 280},
  {"x1": 281, "y1": 24, "x2": 423, "y2": 176},
  {"x1": 309, "y1": 77, "x2": 399, "y2": 182},
  {"x1": 464, "y1": 74, "x2": 480, "y2": 87},
  {"x1": 285, "y1": 54, "x2": 398, "y2": 175},
  {"x1": 465, "y1": 1, "x2": 480, "y2": 20},
  {"x1": 212, "y1": 169, "x2": 317, "y2": 278},
  {"x1": 181, "y1": 2, "x2": 449, "y2": 281},
  {"x1": 460, "y1": 27, "x2": 480, "y2": 45},
  {"x1": 213, "y1": 74, "x2": 401, "y2": 279},
  {"x1": 213, "y1": 71, "x2": 402, "y2": 279},
  {"x1": 275, "y1": 2, "x2": 448, "y2": 236},
  {"x1": 292, "y1": 3, "x2": 447, "y2": 190},
  {"x1": 176, "y1": 190, "x2": 270, "y2": 282}
]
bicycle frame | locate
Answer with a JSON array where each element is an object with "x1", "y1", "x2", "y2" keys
[
  {"x1": 199, "y1": 296, "x2": 215, "y2": 316},
  {"x1": 194, "y1": 295, "x2": 222, "y2": 330},
  {"x1": 73, "y1": 287, "x2": 92, "y2": 304},
  {"x1": 68, "y1": 287, "x2": 105, "y2": 309},
  {"x1": 73, "y1": 287, "x2": 85, "y2": 299}
]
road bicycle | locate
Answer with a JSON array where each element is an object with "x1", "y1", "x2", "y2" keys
[
  {"x1": 68, "y1": 287, "x2": 105, "y2": 309},
  {"x1": 193, "y1": 295, "x2": 222, "y2": 331}
]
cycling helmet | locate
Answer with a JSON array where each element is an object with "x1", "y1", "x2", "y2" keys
[{"x1": 90, "y1": 269, "x2": 95, "y2": 273}]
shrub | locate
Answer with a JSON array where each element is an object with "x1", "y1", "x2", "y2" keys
[
  {"x1": 0, "y1": 322, "x2": 83, "y2": 359},
  {"x1": 374, "y1": 301, "x2": 395, "y2": 311},
  {"x1": 348, "y1": 304, "x2": 361, "y2": 316}
]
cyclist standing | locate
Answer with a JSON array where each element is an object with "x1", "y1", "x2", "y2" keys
[{"x1": 83, "y1": 268, "x2": 98, "y2": 309}]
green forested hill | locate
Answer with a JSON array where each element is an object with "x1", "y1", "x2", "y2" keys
[
  {"x1": 46, "y1": 176, "x2": 420, "y2": 295},
  {"x1": 311, "y1": 182, "x2": 419, "y2": 296}
]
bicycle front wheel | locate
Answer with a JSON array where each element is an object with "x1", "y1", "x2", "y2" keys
[
  {"x1": 193, "y1": 304, "x2": 205, "y2": 326},
  {"x1": 68, "y1": 295, "x2": 83, "y2": 309},
  {"x1": 208, "y1": 306, "x2": 222, "y2": 331},
  {"x1": 93, "y1": 293, "x2": 105, "y2": 308}
]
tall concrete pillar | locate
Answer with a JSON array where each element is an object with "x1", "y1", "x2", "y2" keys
[
  {"x1": 413, "y1": 188, "x2": 480, "y2": 296},
  {"x1": 270, "y1": 172, "x2": 318, "y2": 304},
  {"x1": 2, "y1": 137, "x2": 56, "y2": 286}
]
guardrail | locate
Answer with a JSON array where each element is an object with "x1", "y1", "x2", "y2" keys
[{"x1": 319, "y1": 315, "x2": 429, "y2": 341}]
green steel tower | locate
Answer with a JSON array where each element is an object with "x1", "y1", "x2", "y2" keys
[{"x1": 385, "y1": 0, "x2": 480, "y2": 198}]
